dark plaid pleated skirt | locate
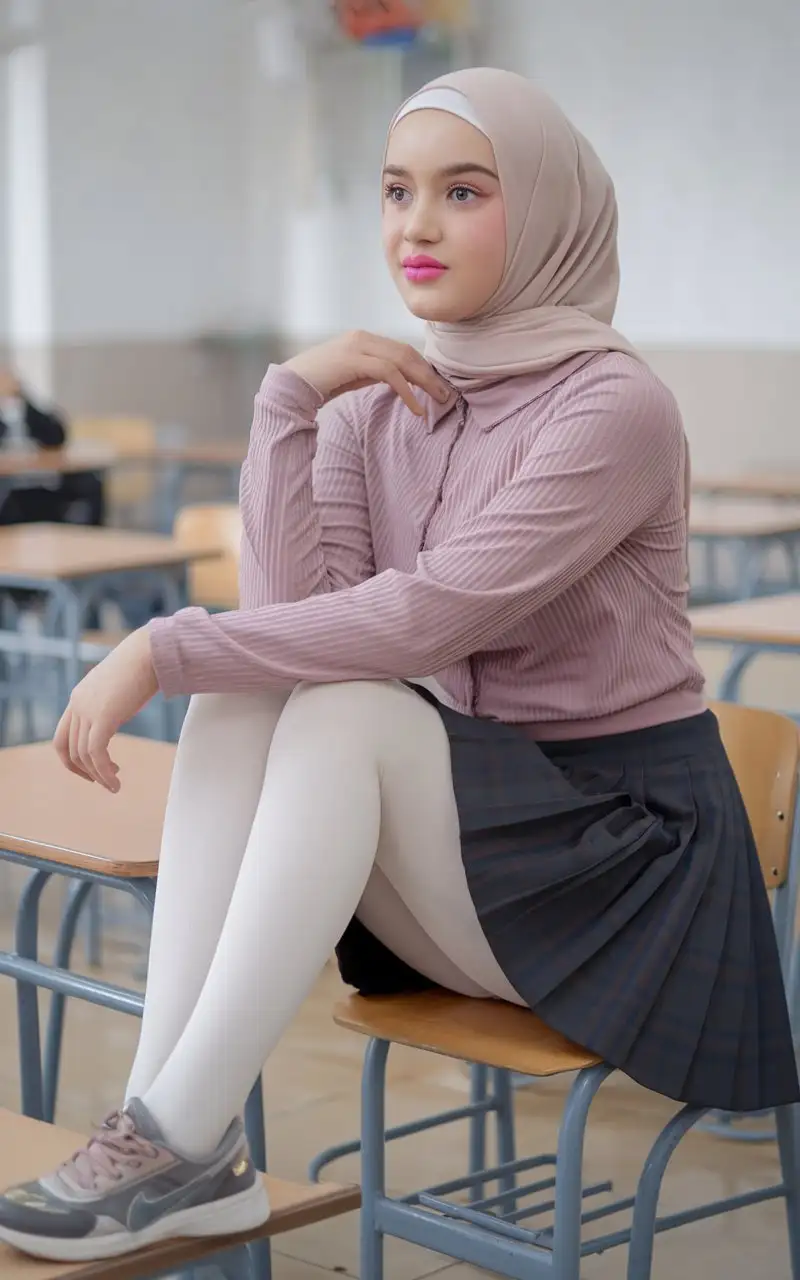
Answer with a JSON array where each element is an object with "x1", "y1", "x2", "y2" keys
[{"x1": 336, "y1": 703, "x2": 799, "y2": 1113}]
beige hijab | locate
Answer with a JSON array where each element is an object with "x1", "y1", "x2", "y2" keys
[{"x1": 388, "y1": 67, "x2": 640, "y2": 388}]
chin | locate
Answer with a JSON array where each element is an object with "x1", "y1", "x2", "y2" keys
[{"x1": 400, "y1": 288, "x2": 467, "y2": 324}]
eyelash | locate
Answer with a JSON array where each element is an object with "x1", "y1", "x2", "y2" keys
[{"x1": 384, "y1": 183, "x2": 481, "y2": 205}]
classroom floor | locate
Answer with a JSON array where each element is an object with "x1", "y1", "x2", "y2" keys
[{"x1": 0, "y1": 870, "x2": 794, "y2": 1279}]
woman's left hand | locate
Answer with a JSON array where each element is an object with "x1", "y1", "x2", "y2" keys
[{"x1": 53, "y1": 627, "x2": 159, "y2": 792}]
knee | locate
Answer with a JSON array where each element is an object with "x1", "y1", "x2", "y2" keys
[
  {"x1": 288, "y1": 679, "x2": 404, "y2": 717},
  {"x1": 183, "y1": 689, "x2": 290, "y2": 733},
  {"x1": 285, "y1": 679, "x2": 444, "y2": 745}
]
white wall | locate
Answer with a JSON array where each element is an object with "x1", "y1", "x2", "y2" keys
[
  {"x1": 240, "y1": 34, "x2": 414, "y2": 345},
  {"x1": 44, "y1": 0, "x2": 247, "y2": 341},
  {"x1": 240, "y1": 0, "x2": 800, "y2": 348},
  {"x1": 3, "y1": 0, "x2": 798, "y2": 357},
  {"x1": 483, "y1": 0, "x2": 800, "y2": 347}
]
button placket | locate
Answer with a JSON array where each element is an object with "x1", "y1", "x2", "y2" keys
[
  {"x1": 417, "y1": 396, "x2": 479, "y2": 716},
  {"x1": 419, "y1": 395, "x2": 468, "y2": 553}
]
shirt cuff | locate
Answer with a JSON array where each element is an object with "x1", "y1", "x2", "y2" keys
[
  {"x1": 256, "y1": 364, "x2": 325, "y2": 429},
  {"x1": 148, "y1": 613, "x2": 193, "y2": 698}
]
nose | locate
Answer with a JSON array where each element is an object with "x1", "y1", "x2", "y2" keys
[{"x1": 403, "y1": 193, "x2": 442, "y2": 246}]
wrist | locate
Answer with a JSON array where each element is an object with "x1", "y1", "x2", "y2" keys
[
  {"x1": 130, "y1": 626, "x2": 158, "y2": 691},
  {"x1": 283, "y1": 356, "x2": 328, "y2": 401}
]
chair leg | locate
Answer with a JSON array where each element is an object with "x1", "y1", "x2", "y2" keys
[
  {"x1": 15, "y1": 871, "x2": 51, "y2": 1119},
  {"x1": 361, "y1": 1038, "x2": 390, "y2": 1280},
  {"x1": 468, "y1": 1063, "x2": 489, "y2": 1203},
  {"x1": 242, "y1": 1083, "x2": 271, "y2": 1277},
  {"x1": 43, "y1": 878, "x2": 95, "y2": 1122},
  {"x1": 215, "y1": 1244, "x2": 258, "y2": 1279},
  {"x1": 626, "y1": 1105, "x2": 706, "y2": 1280},
  {"x1": 777, "y1": 1104, "x2": 800, "y2": 1279},
  {"x1": 244, "y1": 1078, "x2": 267, "y2": 1173},
  {"x1": 551, "y1": 1064, "x2": 614, "y2": 1280},
  {"x1": 84, "y1": 886, "x2": 103, "y2": 968},
  {"x1": 246, "y1": 1239, "x2": 272, "y2": 1280},
  {"x1": 493, "y1": 1067, "x2": 517, "y2": 1205}
]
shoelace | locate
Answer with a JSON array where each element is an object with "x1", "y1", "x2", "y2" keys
[{"x1": 58, "y1": 1110, "x2": 162, "y2": 1193}]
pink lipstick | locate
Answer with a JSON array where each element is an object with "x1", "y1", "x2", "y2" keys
[{"x1": 402, "y1": 254, "x2": 447, "y2": 283}]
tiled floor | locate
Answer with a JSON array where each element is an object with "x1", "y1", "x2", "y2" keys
[{"x1": 0, "y1": 870, "x2": 794, "y2": 1279}]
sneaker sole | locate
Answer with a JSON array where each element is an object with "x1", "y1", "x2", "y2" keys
[{"x1": 0, "y1": 1181, "x2": 271, "y2": 1262}]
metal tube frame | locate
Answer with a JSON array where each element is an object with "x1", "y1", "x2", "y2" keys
[
  {"x1": 689, "y1": 530, "x2": 800, "y2": 605},
  {"x1": 356, "y1": 1031, "x2": 799, "y2": 1280},
  {"x1": 0, "y1": 846, "x2": 272, "y2": 1279},
  {"x1": 309, "y1": 1056, "x2": 517, "y2": 1208}
]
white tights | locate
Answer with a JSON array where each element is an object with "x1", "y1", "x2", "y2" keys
[{"x1": 125, "y1": 680, "x2": 521, "y2": 1158}]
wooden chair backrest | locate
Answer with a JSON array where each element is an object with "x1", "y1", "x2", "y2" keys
[
  {"x1": 174, "y1": 502, "x2": 240, "y2": 610},
  {"x1": 710, "y1": 700, "x2": 800, "y2": 887},
  {"x1": 70, "y1": 416, "x2": 156, "y2": 508}
]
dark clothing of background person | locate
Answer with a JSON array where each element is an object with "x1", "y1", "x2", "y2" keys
[{"x1": 0, "y1": 398, "x2": 105, "y2": 527}]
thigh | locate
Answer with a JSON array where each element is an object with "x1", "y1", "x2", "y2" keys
[
  {"x1": 357, "y1": 866, "x2": 496, "y2": 998},
  {"x1": 290, "y1": 679, "x2": 523, "y2": 1004},
  {"x1": 374, "y1": 693, "x2": 523, "y2": 1005}
]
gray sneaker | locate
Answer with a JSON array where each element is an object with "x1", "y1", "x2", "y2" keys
[{"x1": 0, "y1": 1098, "x2": 270, "y2": 1262}]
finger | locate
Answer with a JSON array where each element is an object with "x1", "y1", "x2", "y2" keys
[
  {"x1": 64, "y1": 714, "x2": 94, "y2": 782},
  {"x1": 53, "y1": 709, "x2": 72, "y2": 768},
  {"x1": 87, "y1": 723, "x2": 120, "y2": 793},
  {"x1": 76, "y1": 716, "x2": 102, "y2": 786},
  {"x1": 54, "y1": 710, "x2": 91, "y2": 780},
  {"x1": 369, "y1": 338, "x2": 450, "y2": 402},
  {"x1": 362, "y1": 357, "x2": 425, "y2": 416},
  {"x1": 396, "y1": 347, "x2": 451, "y2": 402}
]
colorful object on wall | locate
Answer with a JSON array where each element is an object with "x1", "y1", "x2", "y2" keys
[
  {"x1": 421, "y1": 0, "x2": 472, "y2": 29},
  {"x1": 333, "y1": 0, "x2": 426, "y2": 48}
]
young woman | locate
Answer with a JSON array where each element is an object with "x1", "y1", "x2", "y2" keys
[{"x1": 1, "y1": 67, "x2": 796, "y2": 1263}]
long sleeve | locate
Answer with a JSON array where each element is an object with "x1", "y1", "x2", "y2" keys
[
  {"x1": 238, "y1": 365, "x2": 375, "y2": 609},
  {"x1": 23, "y1": 400, "x2": 66, "y2": 448},
  {"x1": 150, "y1": 363, "x2": 684, "y2": 696}
]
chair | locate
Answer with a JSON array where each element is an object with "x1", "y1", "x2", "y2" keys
[
  {"x1": 326, "y1": 701, "x2": 800, "y2": 1279},
  {"x1": 174, "y1": 502, "x2": 240, "y2": 610},
  {"x1": 0, "y1": 1109, "x2": 359, "y2": 1280},
  {"x1": 69, "y1": 416, "x2": 156, "y2": 523},
  {"x1": 77, "y1": 502, "x2": 240, "y2": 656}
]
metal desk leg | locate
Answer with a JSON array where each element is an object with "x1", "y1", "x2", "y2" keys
[
  {"x1": 156, "y1": 461, "x2": 185, "y2": 534},
  {"x1": 42, "y1": 879, "x2": 96, "y2": 1121},
  {"x1": 718, "y1": 646, "x2": 760, "y2": 702},
  {"x1": 15, "y1": 870, "x2": 52, "y2": 1119},
  {"x1": 702, "y1": 538, "x2": 717, "y2": 600},
  {"x1": 734, "y1": 536, "x2": 764, "y2": 600}
]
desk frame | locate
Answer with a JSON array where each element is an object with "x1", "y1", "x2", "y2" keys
[{"x1": 0, "y1": 846, "x2": 270, "y2": 1278}]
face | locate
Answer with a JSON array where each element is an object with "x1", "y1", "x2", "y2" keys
[{"x1": 382, "y1": 109, "x2": 506, "y2": 323}]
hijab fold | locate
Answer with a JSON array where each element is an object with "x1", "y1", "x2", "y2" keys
[{"x1": 388, "y1": 68, "x2": 640, "y2": 390}]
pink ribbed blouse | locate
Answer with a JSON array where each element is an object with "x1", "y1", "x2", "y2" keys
[{"x1": 149, "y1": 350, "x2": 705, "y2": 739}]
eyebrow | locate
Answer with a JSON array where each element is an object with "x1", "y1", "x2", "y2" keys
[{"x1": 383, "y1": 162, "x2": 499, "y2": 181}]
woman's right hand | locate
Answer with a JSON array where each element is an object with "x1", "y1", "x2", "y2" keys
[{"x1": 285, "y1": 331, "x2": 451, "y2": 417}]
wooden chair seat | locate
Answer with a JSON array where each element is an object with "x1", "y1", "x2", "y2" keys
[
  {"x1": 0, "y1": 1110, "x2": 359, "y2": 1280},
  {"x1": 0, "y1": 737, "x2": 175, "y2": 877},
  {"x1": 334, "y1": 989, "x2": 601, "y2": 1076}
]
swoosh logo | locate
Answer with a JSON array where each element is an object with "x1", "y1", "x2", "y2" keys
[{"x1": 126, "y1": 1147, "x2": 243, "y2": 1233}]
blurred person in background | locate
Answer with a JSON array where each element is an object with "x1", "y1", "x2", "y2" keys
[
  {"x1": 1, "y1": 68, "x2": 796, "y2": 1263},
  {"x1": 0, "y1": 366, "x2": 105, "y2": 527}
]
